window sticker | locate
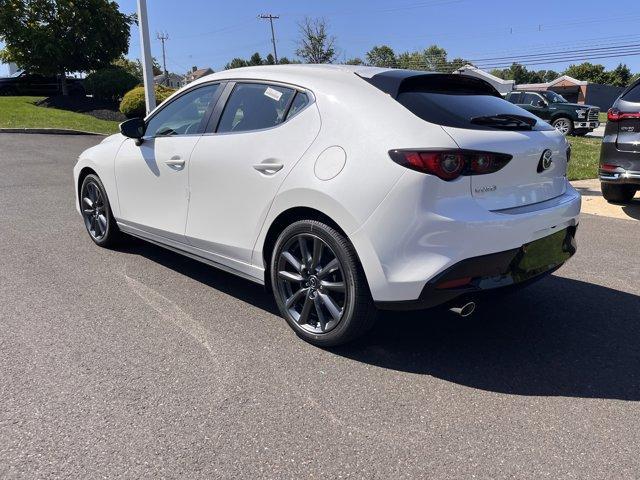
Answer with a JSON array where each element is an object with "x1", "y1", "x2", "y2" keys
[{"x1": 264, "y1": 86, "x2": 283, "y2": 101}]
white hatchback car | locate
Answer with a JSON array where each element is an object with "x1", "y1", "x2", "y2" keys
[{"x1": 74, "y1": 65, "x2": 580, "y2": 346}]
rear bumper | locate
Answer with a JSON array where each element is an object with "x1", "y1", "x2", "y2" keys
[
  {"x1": 599, "y1": 140, "x2": 640, "y2": 184},
  {"x1": 376, "y1": 226, "x2": 576, "y2": 310},
  {"x1": 599, "y1": 168, "x2": 640, "y2": 185},
  {"x1": 350, "y1": 173, "x2": 581, "y2": 304}
]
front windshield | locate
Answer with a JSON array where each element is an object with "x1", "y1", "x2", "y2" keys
[{"x1": 542, "y1": 91, "x2": 568, "y2": 103}]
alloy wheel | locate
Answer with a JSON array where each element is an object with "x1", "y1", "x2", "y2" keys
[
  {"x1": 553, "y1": 118, "x2": 571, "y2": 135},
  {"x1": 275, "y1": 234, "x2": 347, "y2": 334},
  {"x1": 81, "y1": 181, "x2": 108, "y2": 241}
]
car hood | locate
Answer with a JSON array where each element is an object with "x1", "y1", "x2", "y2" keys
[{"x1": 556, "y1": 102, "x2": 596, "y2": 109}]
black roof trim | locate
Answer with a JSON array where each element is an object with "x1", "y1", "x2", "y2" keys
[{"x1": 358, "y1": 70, "x2": 501, "y2": 98}]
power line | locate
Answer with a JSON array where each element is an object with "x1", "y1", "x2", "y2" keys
[{"x1": 258, "y1": 14, "x2": 280, "y2": 64}]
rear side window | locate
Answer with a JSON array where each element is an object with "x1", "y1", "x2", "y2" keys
[
  {"x1": 621, "y1": 83, "x2": 640, "y2": 103},
  {"x1": 286, "y1": 92, "x2": 309, "y2": 120},
  {"x1": 521, "y1": 93, "x2": 541, "y2": 106},
  {"x1": 506, "y1": 92, "x2": 523, "y2": 104},
  {"x1": 217, "y1": 83, "x2": 295, "y2": 133}
]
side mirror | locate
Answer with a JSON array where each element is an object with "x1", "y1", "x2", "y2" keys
[
  {"x1": 537, "y1": 100, "x2": 547, "y2": 108},
  {"x1": 120, "y1": 118, "x2": 146, "y2": 144}
]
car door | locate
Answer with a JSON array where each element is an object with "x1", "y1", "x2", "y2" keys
[
  {"x1": 186, "y1": 82, "x2": 321, "y2": 267},
  {"x1": 520, "y1": 92, "x2": 550, "y2": 121},
  {"x1": 114, "y1": 83, "x2": 222, "y2": 244}
]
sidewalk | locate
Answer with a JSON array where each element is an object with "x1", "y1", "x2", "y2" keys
[{"x1": 572, "y1": 179, "x2": 639, "y2": 221}]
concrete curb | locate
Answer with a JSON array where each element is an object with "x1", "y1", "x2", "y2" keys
[{"x1": 0, "y1": 128, "x2": 106, "y2": 136}]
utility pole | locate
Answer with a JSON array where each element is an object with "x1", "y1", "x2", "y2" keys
[
  {"x1": 137, "y1": 0, "x2": 156, "y2": 113},
  {"x1": 258, "y1": 14, "x2": 279, "y2": 64},
  {"x1": 157, "y1": 31, "x2": 169, "y2": 80}
]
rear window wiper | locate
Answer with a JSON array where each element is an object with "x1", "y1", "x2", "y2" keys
[{"x1": 470, "y1": 114, "x2": 537, "y2": 130}]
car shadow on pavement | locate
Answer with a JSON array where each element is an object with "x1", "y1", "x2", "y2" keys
[
  {"x1": 622, "y1": 200, "x2": 640, "y2": 220},
  {"x1": 117, "y1": 238, "x2": 640, "y2": 401},
  {"x1": 332, "y1": 276, "x2": 640, "y2": 401},
  {"x1": 115, "y1": 236, "x2": 279, "y2": 315}
]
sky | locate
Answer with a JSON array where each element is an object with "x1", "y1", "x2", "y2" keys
[{"x1": 2, "y1": 0, "x2": 640, "y2": 76}]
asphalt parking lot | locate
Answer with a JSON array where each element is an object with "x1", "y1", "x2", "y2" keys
[{"x1": 1, "y1": 133, "x2": 639, "y2": 479}]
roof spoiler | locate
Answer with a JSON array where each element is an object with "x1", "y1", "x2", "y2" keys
[{"x1": 358, "y1": 70, "x2": 502, "y2": 99}]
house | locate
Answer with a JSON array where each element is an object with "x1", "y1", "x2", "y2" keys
[
  {"x1": 184, "y1": 66, "x2": 214, "y2": 84},
  {"x1": 515, "y1": 75, "x2": 624, "y2": 110},
  {"x1": 453, "y1": 64, "x2": 515, "y2": 95},
  {"x1": 154, "y1": 72, "x2": 184, "y2": 89}
]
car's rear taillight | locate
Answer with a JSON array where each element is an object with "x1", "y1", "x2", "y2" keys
[
  {"x1": 388, "y1": 150, "x2": 512, "y2": 181},
  {"x1": 607, "y1": 108, "x2": 640, "y2": 122}
]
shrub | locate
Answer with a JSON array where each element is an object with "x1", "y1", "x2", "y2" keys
[
  {"x1": 119, "y1": 85, "x2": 175, "y2": 118},
  {"x1": 85, "y1": 67, "x2": 139, "y2": 102}
]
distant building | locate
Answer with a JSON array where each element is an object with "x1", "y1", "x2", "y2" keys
[
  {"x1": 184, "y1": 66, "x2": 214, "y2": 84},
  {"x1": 154, "y1": 72, "x2": 184, "y2": 89},
  {"x1": 8, "y1": 63, "x2": 18, "y2": 75},
  {"x1": 515, "y1": 75, "x2": 624, "y2": 110},
  {"x1": 453, "y1": 64, "x2": 515, "y2": 95}
]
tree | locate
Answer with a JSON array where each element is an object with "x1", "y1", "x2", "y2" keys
[
  {"x1": 563, "y1": 62, "x2": 607, "y2": 84},
  {"x1": 366, "y1": 45, "x2": 396, "y2": 68},
  {"x1": 344, "y1": 58, "x2": 364, "y2": 65},
  {"x1": 448, "y1": 57, "x2": 469, "y2": 72},
  {"x1": 278, "y1": 57, "x2": 301, "y2": 65},
  {"x1": 265, "y1": 53, "x2": 276, "y2": 65},
  {"x1": 295, "y1": 17, "x2": 337, "y2": 64},
  {"x1": 249, "y1": 52, "x2": 263, "y2": 66},
  {"x1": 396, "y1": 51, "x2": 424, "y2": 70},
  {"x1": 225, "y1": 58, "x2": 249, "y2": 70},
  {"x1": 606, "y1": 63, "x2": 632, "y2": 87},
  {"x1": 422, "y1": 45, "x2": 448, "y2": 71},
  {"x1": 112, "y1": 57, "x2": 142, "y2": 80},
  {"x1": 0, "y1": 0, "x2": 133, "y2": 95}
]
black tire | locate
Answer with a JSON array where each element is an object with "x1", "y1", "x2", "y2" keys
[
  {"x1": 552, "y1": 116, "x2": 573, "y2": 136},
  {"x1": 270, "y1": 220, "x2": 377, "y2": 347},
  {"x1": 601, "y1": 183, "x2": 637, "y2": 204},
  {"x1": 79, "y1": 174, "x2": 121, "y2": 247}
]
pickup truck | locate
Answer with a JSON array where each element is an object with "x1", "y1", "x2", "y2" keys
[
  {"x1": 505, "y1": 90, "x2": 600, "y2": 136},
  {"x1": 0, "y1": 71, "x2": 85, "y2": 97}
]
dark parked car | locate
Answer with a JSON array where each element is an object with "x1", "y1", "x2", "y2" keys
[
  {"x1": 0, "y1": 71, "x2": 85, "y2": 97},
  {"x1": 599, "y1": 79, "x2": 640, "y2": 203},
  {"x1": 505, "y1": 90, "x2": 600, "y2": 136}
]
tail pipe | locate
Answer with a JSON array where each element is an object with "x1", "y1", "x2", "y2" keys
[{"x1": 449, "y1": 301, "x2": 476, "y2": 318}]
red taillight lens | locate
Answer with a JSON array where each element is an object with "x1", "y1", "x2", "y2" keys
[
  {"x1": 607, "y1": 108, "x2": 640, "y2": 122},
  {"x1": 389, "y1": 150, "x2": 512, "y2": 181}
]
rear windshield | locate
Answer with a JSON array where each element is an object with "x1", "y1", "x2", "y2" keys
[
  {"x1": 621, "y1": 83, "x2": 640, "y2": 103},
  {"x1": 397, "y1": 91, "x2": 552, "y2": 131}
]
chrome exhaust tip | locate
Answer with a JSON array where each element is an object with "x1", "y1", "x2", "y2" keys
[{"x1": 449, "y1": 301, "x2": 476, "y2": 318}]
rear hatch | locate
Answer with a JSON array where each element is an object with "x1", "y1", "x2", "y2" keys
[
  {"x1": 611, "y1": 87, "x2": 640, "y2": 153},
  {"x1": 442, "y1": 127, "x2": 568, "y2": 210},
  {"x1": 392, "y1": 74, "x2": 567, "y2": 210}
]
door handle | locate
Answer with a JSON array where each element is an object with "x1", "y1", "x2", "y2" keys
[
  {"x1": 253, "y1": 163, "x2": 284, "y2": 174},
  {"x1": 165, "y1": 156, "x2": 185, "y2": 168}
]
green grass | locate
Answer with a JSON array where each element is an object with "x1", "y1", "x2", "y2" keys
[
  {"x1": 599, "y1": 111, "x2": 608, "y2": 124},
  {"x1": 567, "y1": 136, "x2": 601, "y2": 181},
  {"x1": 0, "y1": 96, "x2": 119, "y2": 134}
]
